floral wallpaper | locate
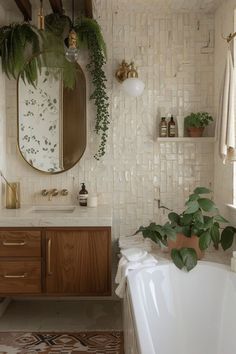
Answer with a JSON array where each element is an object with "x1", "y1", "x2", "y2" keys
[{"x1": 18, "y1": 68, "x2": 63, "y2": 173}]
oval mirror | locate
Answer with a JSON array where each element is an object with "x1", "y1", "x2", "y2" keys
[{"x1": 17, "y1": 64, "x2": 86, "y2": 174}]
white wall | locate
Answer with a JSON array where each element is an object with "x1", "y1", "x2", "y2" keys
[
  {"x1": 0, "y1": 4, "x2": 6, "y2": 208},
  {"x1": 214, "y1": 0, "x2": 236, "y2": 223},
  {"x1": 4, "y1": 0, "x2": 215, "y2": 238}
]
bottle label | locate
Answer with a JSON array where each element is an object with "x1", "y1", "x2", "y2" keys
[
  {"x1": 79, "y1": 194, "x2": 88, "y2": 206},
  {"x1": 160, "y1": 126, "x2": 167, "y2": 137},
  {"x1": 169, "y1": 126, "x2": 176, "y2": 137}
]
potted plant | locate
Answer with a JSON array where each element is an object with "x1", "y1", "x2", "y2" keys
[
  {"x1": 136, "y1": 187, "x2": 236, "y2": 271},
  {"x1": 184, "y1": 112, "x2": 213, "y2": 137}
]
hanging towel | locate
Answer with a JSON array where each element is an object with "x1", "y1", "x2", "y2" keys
[
  {"x1": 115, "y1": 251, "x2": 158, "y2": 298},
  {"x1": 218, "y1": 47, "x2": 236, "y2": 163}
]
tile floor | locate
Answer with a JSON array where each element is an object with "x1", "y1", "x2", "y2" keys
[{"x1": 0, "y1": 300, "x2": 123, "y2": 332}]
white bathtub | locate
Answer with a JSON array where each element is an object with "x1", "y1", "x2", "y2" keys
[{"x1": 124, "y1": 261, "x2": 236, "y2": 354}]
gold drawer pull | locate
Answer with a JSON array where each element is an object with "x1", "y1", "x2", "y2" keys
[
  {"x1": 47, "y1": 238, "x2": 52, "y2": 276},
  {"x1": 4, "y1": 273, "x2": 28, "y2": 278},
  {"x1": 2, "y1": 241, "x2": 26, "y2": 246}
]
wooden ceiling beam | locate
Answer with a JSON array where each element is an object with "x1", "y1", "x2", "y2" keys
[
  {"x1": 49, "y1": 0, "x2": 64, "y2": 15},
  {"x1": 84, "y1": 0, "x2": 93, "y2": 18},
  {"x1": 14, "y1": 0, "x2": 32, "y2": 21}
]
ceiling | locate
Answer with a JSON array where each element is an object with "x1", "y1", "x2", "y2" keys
[{"x1": 0, "y1": 0, "x2": 223, "y2": 14}]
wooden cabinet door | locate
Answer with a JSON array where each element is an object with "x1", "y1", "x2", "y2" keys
[{"x1": 45, "y1": 228, "x2": 111, "y2": 296}]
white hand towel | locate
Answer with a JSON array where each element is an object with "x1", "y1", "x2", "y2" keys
[
  {"x1": 218, "y1": 47, "x2": 236, "y2": 163},
  {"x1": 115, "y1": 254, "x2": 158, "y2": 298}
]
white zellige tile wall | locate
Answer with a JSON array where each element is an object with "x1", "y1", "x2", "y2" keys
[{"x1": 3, "y1": 0, "x2": 215, "y2": 238}]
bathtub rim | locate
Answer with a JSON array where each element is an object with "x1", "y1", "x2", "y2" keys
[{"x1": 127, "y1": 260, "x2": 231, "y2": 354}]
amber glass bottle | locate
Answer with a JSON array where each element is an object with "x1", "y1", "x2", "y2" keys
[
  {"x1": 159, "y1": 117, "x2": 167, "y2": 137},
  {"x1": 168, "y1": 115, "x2": 176, "y2": 137},
  {"x1": 79, "y1": 183, "x2": 88, "y2": 206}
]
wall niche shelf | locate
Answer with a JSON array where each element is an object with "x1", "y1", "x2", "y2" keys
[{"x1": 157, "y1": 137, "x2": 215, "y2": 143}]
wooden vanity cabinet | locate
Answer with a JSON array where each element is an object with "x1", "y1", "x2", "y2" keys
[
  {"x1": 45, "y1": 228, "x2": 111, "y2": 296},
  {"x1": 0, "y1": 227, "x2": 111, "y2": 296}
]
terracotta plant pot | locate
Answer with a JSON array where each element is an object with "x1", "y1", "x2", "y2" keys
[
  {"x1": 168, "y1": 233, "x2": 204, "y2": 259},
  {"x1": 187, "y1": 127, "x2": 204, "y2": 137}
]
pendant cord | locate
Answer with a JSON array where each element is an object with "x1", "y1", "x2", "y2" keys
[{"x1": 72, "y1": 0, "x2": 75, "y2": 25}]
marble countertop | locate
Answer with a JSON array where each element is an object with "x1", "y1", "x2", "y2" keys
[{"x1": 0, "y1": 205, "x2": 112, "y2": 227}]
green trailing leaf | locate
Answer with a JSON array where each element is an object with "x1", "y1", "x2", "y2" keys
[
  {"x1": 182, "y1": 214, "x2": 193, "y2": 226},
  {"x1": 184, "y1": 200, "x2": 199, "y2": 214},
  {"x1": 199, "y1": 231, "x2": 211, "y2": 250},
  {"x1": 162, "y1": 224, "x2": 176, "y2": 240},
  {"x1": 210, "y1": 223, "x2": 220, "y2": 249},
  {"x1": 182, "y1": 226, "x2": 191, "y2": 237},
  {"x1": 171, "y1": 249, "x2": 184, "y2": 270},
  {"x1": 171, "y1": 248, "x2": 197, "y2": 271},
  {"x1": 202, "y1": 216, "x2": 214, "y2": 229},
  {"x1": 188, "y1": 193, "x2": 200, "y2": 201},
  {"x1": 214, "y1": 214, "x2": 229, "y2": 223},
  {"x1": 179, "y1": 248, "x2": 198, "y2": 271},
  {"x1": 221, "y1": 226, "x2": 236, "y2": 250},
  {"x1": 194, "y1": 187, "x2": 212, "y2": 194},
  {"x1": 198, "y1": 198, "x2": 216, "y2": 212},
  {"x1": 193, "y1": 210, "x2": 204, "y2": 224},
  {"x1": 168, "y1": 212, "x2": 180, "y2": 224}
]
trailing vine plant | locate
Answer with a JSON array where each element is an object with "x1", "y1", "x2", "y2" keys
[
  {"x1": 74, "y1": 17, "x2": 109, "y2": 160},
  {"x1": 0, "y1": 14, "x2": 109, "y2": 160}
]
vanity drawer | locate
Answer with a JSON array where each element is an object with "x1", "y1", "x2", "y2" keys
[
  {"x1": 0, "y1": 260, "x2": 41, "y2": 294},
  {"x1": 0, "y1": 231, "x2": 41, "y2": 257}
]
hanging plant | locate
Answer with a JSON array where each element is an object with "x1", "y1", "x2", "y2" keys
[
  {"x1": 0, "y1": 22, "x2": 76, "y2": 88},
  {"x1": 0, "y1": 14, "x2": 109, "y2": 160},
  {"x1": 0, "y1": 23, "x2": 41, "y2": 83},
  {"x1": 45, "y1": 14, "x2": 110, "y2": 160},
  {"x1": 74, "y1": 17, "x2": 109, "y2": 160}
]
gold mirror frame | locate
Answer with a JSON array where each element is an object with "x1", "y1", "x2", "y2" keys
[{"x1": 17, "y1": 63, "x2": 87, "y2": 174}]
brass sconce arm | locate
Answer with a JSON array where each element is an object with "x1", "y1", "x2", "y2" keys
[{"x1": 115, "y1": 60, "x2": 139, "y2": 83}]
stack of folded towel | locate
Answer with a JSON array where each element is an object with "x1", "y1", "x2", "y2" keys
[
  {"x1": 115, "y1": 247, "x2": 158, "y2": 298},
  {"x1": 119, "y1": 234, "x2": 152, "y2": 252}
]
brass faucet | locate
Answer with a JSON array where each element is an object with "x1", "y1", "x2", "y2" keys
[{"x1": 41, "y1": 189, "x2": 58, "y2": 201}]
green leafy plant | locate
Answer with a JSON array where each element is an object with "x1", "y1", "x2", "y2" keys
[
  {"x1": 45, "y1": 14, "x2": 109, "y2": 160},
  {"x1": 0, "y1": 14, "x2": 109, "y2": 160},
  {"x1": 0, "y1": 23, "x2": 41, "y2": 83},
  {"x1": 184, "y1": 112, "x2": 213, "y2": 129},
  {"x1": 74, "y1": 17, "x2": 109, "y2": 160},
  {"x1": 136, "y1": 187, "x2": 236, "y2": 272}
]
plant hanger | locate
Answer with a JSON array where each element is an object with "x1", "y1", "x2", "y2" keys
[
  {"x1": 38, "y1": 0, "x2": 45, "y2": 30},
  {"x1": 65, "y1": 0, "x2": 79, "y2": 63}
]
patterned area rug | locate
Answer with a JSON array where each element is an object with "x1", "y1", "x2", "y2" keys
[{"x1": 0, "y1": 332, "x2": 123, "y2": 354}]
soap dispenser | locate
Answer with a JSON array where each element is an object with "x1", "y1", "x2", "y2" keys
[
  {"x1": 78, "y1": 183, "x2": 88, "y2": 206},
  {"x1": 231, "y1": 251, "x2": 236, "y2": 272}
]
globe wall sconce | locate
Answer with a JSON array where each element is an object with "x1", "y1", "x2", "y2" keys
[{"x1": 115, "y1": 60, "x2": 145, "y2": 97}]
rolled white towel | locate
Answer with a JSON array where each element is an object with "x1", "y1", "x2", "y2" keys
[{"x1": 115, "y1": 252, "x2": 158, "y2": 298}]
